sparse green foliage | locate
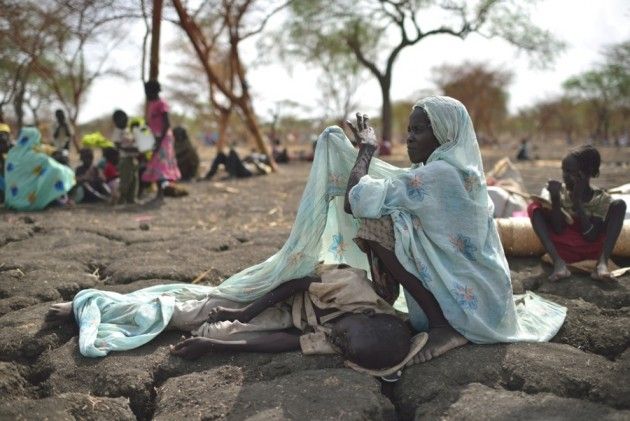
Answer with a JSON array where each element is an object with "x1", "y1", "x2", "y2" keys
[{"x1": 279, "y1": 0, "x2": 563, "y2": 143}]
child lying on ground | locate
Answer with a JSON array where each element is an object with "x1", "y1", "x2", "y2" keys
[
  {"x1": 529, "y1": 145, "x2": 627, "y2": 281},
  {"x1": 46, "y1": 264, "x2": 426, "y2": 373}
]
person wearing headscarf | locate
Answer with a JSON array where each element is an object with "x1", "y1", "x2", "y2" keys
[
  {"x1": 4, "y1": 127, "x2": 75, "y2": 211},
  {"x1": 344, "y1": 96, "x2": 565, "y2": 363}
]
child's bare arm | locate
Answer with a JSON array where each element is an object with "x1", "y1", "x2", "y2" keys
[
  {"x1": 207, "y1": 276, "x2": 319, "y2": 324},
  {"x1": 170, "y1": 331, "x2": 301, "y2": 359},
  {"x1": 547, "y1": 180, "x2": 567, "y2": 233}
]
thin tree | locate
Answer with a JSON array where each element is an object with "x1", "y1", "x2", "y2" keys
[
  {"x1": 171, "y1": 0, "x2": 292, "y2": 170},
  {"x1": 281, "y1": 0, "x2": 564, "y2": 144}
]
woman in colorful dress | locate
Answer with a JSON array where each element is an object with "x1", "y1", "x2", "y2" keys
[{"x1": 4, "y1": 127, "x2": 75, "y2": 211}]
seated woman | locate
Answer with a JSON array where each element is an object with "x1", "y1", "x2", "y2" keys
[
  {"x1": 528, "y1": 145, "x2": 626, "y2": 281},
  {"x1": 4, "y1": 127, "x2": 75, "y2": 211},
  {"x1": 343, "y1": 97, "x2": 565, "y2": 362}
]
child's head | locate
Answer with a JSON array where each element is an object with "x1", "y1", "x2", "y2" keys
[
  {"x1": 329, "y1": 313, "x2": 411, "y2": 369},
  {"x1": 79, "y1": 148, "x2": 94, "y2": 166},
  {"x1": 562, "y1": 145, "x2": 601, "y2": 190},
  {"x1": 55, "y1": 109, "x2": 66, "y2": 123},
  {"x1": 102, "y1": 147, "x2": 119, "y2": 166},
  {"x1": 144, "y1": 80, "x2": 161, "y2": 100},
  {"x1": 112, "y1": 109, "x2": 128, "y2": 129},
  {"x1": 173, "y1": 126, "x2": 188, "y2": 143}
]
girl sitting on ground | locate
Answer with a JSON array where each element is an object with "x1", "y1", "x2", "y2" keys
[{"x1": 529, "y1": 145, "x2": 626, "y2": 281}]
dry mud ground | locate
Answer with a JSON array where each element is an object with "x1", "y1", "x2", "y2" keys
[{"x1": 0, "y1": 149, "x2": 629, "y2": 420}]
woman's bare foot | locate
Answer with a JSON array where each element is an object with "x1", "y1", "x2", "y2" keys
[
  {"x1": 549, "y1": 259, "x2": 571, "y2": 281},
  {"x1": 45, "y1": 302, "x2": 74, "y2": 324},
  {"x1": 408, "y1": 326, "x2": 468, "y2": 364},
  {"x1": 591, "y1": 260, "x2": 614, "y2": 282}
]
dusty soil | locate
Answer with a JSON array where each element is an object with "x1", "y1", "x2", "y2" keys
[{"x1": 0, "y1": 146, "x2": 629, "y2": 420}]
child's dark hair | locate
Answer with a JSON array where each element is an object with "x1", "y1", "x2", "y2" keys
[
  {"x1": 79, "y1": 148, "x2": 93, "y2": 161},
  {"x1": 144, "y1": 80, "x2": 161, "y2": 96},
  {"x1": 332, "y1": 313, "x2": 411, "y2": 369},
  {"x1": 113, "y1": 109, "x2": 128, "y2": 123},
  {"x1": 102, "y1": 147, "x2": 119, "y2": 163},
  {"x1": 567, "y1": 145, "x2": 601, "y2": 177}
]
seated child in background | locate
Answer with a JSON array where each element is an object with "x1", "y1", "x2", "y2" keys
[
  {"x1": 46, "y1": 264, "x2": 426, "y2": 375},
  {"x1": 529, "y1": 145, "x2": 626, "y2": 281},
  {"x1": 102, "y1": 147, "x2": 120, "y2": 204},
  {"x1": 73, "y1": 148, "x2": 110, "y2": 203},
  {"x1": 112, "y1": 110, "x2": 139, "y2": 204},
  {"x1": 173, "y1": 126, "x2": 200, "y2": 181},
  {"x1": 204, "y1": 148, "x2": 270, "y2": 180}
]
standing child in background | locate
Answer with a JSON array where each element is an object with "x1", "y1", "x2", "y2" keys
[
  {"x1": 529, "y1": 145, "x2": 627, "y2": 281},
  {"x1": 102, "y1": 147, "x2": 120, "y2": 204},
  {"x1": 141, "y1": 80, "x2": 181, "y2": 202},
  {"x1": 52, "y1": 109, "x2": 73, "y2": 165},
  {"x1": 112, "y1": 110, "x2": 138, "y2": 204}
]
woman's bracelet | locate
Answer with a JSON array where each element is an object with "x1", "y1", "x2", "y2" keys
[{"x1": 582, "y1": 224, "x2": 594, "y2": 235}]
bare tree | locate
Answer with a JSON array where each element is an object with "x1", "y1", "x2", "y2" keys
[
  {"x1": 171, "y1": 0, "x2": 293, "y2": 170},
  {"x1": 432, "y1": 61, "x2": 512, "y2": 143},
  {"x1": 282, "y1": 0, "x2": 564, "y2": 144}
]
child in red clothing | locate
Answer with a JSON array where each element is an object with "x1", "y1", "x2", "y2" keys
[
  {"x1": 529, "y1": 145, "x2": 626, "y2": 281},
  {"x1": 102, "y1": 147, "x2": 120, "y2": 204}
]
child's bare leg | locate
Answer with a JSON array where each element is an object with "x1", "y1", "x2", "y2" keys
[
  {"x1": 366, "y1": 240, "x2": 467, "y2": 363},
  {"x1": 593, "y1": 200, "x2": 626, "y2": 281},
  {"x1": 530, "y1": 209, "x2": 570, "y2": 281},
  {"x1": 170, "y1": 331, "x2": 301, "y2": 360},
  {"x1": 45, "y1": 302, "x2": 74, "y2": 325}
]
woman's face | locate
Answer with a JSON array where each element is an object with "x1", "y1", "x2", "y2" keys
[{"x1": 406, "y1": 108, "x2": 439, "y2": 164}]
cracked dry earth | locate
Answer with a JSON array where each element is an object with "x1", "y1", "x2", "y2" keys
[{"x1": 0, "y1": 159, "x2": 629, "y2": 420}]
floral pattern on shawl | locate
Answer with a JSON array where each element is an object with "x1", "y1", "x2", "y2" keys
[
  {"x1": 407, "y1": 173, "x2": 427, "y2": 200},
  {"x1": 329, "y1": 233, "x2": 347, "y2": 259},
  {"x1": 449, "y1": 234, "x2": 478, "y2": 262},
  {"x1": 450, "y1": 283, "x2": 478, "y2": 311}
]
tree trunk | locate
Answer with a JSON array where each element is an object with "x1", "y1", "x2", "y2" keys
[
  {"x1": 13, "y1": 83, "x2": 25, "y2": 132},
  {"x1": 239, "y1": 99, "x2": 277, "y2": 171},
  {"x1": 149, "y1": 0, "x2": 163, "y2": 81},
  {"x1": 216, "y1": 110, "x2": 230, "y2": 151},
  {"x1": 379, "y1": 76, "x2": 392, "y2": 143}
]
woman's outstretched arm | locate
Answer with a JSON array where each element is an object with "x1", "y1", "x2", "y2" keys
[{"x1": 344, "y1": 113, "x2": 379, "y2": 214}]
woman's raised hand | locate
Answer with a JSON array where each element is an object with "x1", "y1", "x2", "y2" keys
[{"x1": 345, "y1": 113, "x2": 378, "y2": 148}]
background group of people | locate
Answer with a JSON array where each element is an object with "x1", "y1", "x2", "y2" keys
[{"x1": 0, "y1": 80, "x2": 294, "y2": 211}]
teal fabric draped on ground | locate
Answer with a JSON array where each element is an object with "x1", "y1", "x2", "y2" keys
[
  {"x1": 4, "y1": 127, "x2": 75, "y2": 211},
  {"x1": 72, "y1": 100, "x2": 565, "y2": 357}
]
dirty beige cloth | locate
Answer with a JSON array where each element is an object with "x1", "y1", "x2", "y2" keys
[
  {"x1": 355, "y1": 216, "x2": 396, "y2": 252},
  {"x1": 170, "y1": 265, "x2": 397, "y2": 355}
]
